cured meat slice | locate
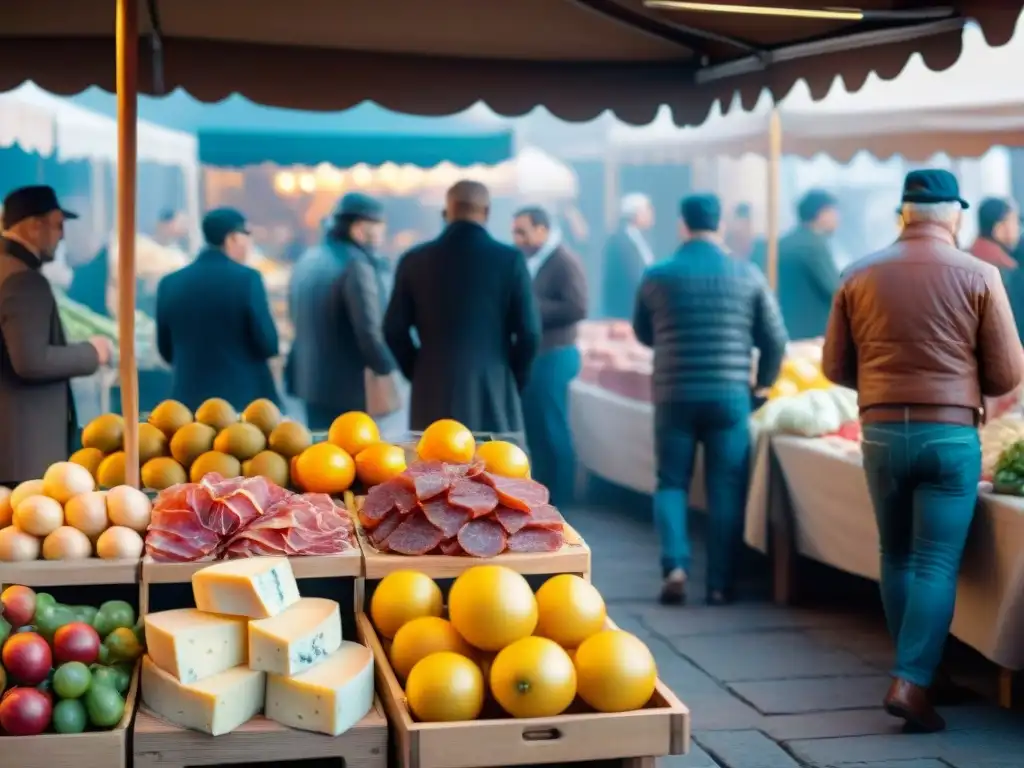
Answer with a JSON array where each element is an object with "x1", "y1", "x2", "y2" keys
[
  {"x1": 447, "y1": 477, "x2": 499, "y2": 518},
  {"x1": 224, "y1": 493, "x2": 355, "y2": 558},
  {"x1": 524, "y1": 504, "x2": 565, "y2": 531},
  {"x1": 421, "y1": 498, "x2": 470, "y2": 539},
  {"x1": 367, "y1": 511, "x2": 403, "y2": 551},
  {"x1": 443, "y1": 461, "x2": 486, "y2": 479},
  {"x1": 439, "y1": 539, "x2": 464, "y2": 556},
  {"x1": 457, "y1": 517, "x2": 507, "y2": 558},
  {"x1": 479, "y1": 473, "x2": 549, "y2": 512},
  {"x1": 494, "y1": 505, "x2": 530, "y2": 535},
  {"x1": 361, "y1": 479, "x2": 416, "y2": 526},
  {"x1": 401, "y1": 461, "x2": 451, "y2": 501},
  {"x1": 387, "y1": 511, "x2": 446, "y2": 555},
  {"x1": 506, "y1": 527, "x2": 564, "y2": 553}
]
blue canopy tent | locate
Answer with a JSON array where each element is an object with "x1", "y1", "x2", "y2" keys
[{"x1": 68, "y1": 88, "x2": 514, "y2": 169}]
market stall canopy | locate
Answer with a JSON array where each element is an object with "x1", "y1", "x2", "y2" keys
[
  {"x1": 66, "y1": 89, "x2": 514, "y2": 169},
  {"x1": 0, "y1": 82, "x2": 197, "y2": 168},
  {"x1": 1, "y1": 1, "x2": 1021, "y2": 125},
  {"x1": 607, "y1": 16, "x2": 1024, "y2": 162}
]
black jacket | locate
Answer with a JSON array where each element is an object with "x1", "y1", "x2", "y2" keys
[
  {"x1": 384, "y1": 221, "x2": 541, "y2": 433},
  {"x1": 156, "y1": 248, "x2": 280, "y2": 411},
  {"x1": 602, "y1": 226, "x2": 649, "y2": 320},
  {"x1": 532, "y1": 244, "x2": 588, "y2": 352},
  {"x1": 287, "y1": 238, "x2": 395, "y2": 413},
  {"x1": 633, "y1": 239, "x2": 788, "y2": 404}
]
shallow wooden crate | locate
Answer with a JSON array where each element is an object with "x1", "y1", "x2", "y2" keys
[
  {"x1": 2, "y1": 661, "x2": 139, "y2": 768},
  {"x1": 347, "y1": 495, "x2": 591, "y2": 581},
  {"x1": 133, "y1": 696, "x2": 389, "y2": 768},
  {"x1": 0, "y1": 558, "x2": 141, "y2": 588},
  {"x1": 356, "y1": 613, "x2": 689, "y2": 768}
]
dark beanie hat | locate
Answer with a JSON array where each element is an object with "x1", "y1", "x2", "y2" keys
[
  {"x1": 680, "y1": 193, "x2": 722, "y2": 233},
  {"x1": 797, "y1": 189, "x2": 838, "y2": 224}
]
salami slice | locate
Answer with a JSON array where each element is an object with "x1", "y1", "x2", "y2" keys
[
  {"x1": 421, "y1": 498, "x2": 470, "y2": 539},
  {"x1": 439, "y1": 539, "x2": 464, "y2": 556},
  {"x1": 367, "y1": 511, "x2": 403, "y2": 551},
  {"x1": 480, "y1": 473, "x2": 549, "y2": 512},
  {"x1": 400, "y1": 461, "x2": 451, "y2": 501},
  {"x1": 361, "y1": 482, "x2": 398, "y2": 525},
  {"x1": 506, "y1": 527, "x2": 564, "y2": 553},
  {"x1": 387, "y1": 511, "x2": 446, "y2": 555},
  {"x1": 457, "y1": 517, "x2": 507, "y2": 558},
  {"x1": 525, "y1": 504, "x2": 565, "y2": 531},
  {"x1": 448, "y1": 477, "x2": 499, "y2": 518},
  {"x1": 494, "y1": 505, "x2": 530, "y2": 535}
]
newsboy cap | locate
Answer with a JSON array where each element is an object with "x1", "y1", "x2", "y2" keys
[
  {"x1": 2, "y1": 185, "x2": 78, "y2": 229},
  {"x1": 901, "y1": 169, "x2": 969, "y2": 209},
  {"x1": 334, "y1": 192, "x2": 384, "y2": 222}
]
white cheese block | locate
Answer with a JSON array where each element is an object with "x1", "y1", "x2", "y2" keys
[
  {"x1": 192, "y1": 557, "x2": 300, "y2": 618},
  {"x1": 141, "y1": 654, "x2": 266, "y2": 736},
  {"x1": 145, "y1": 608, "x2": 248, "y2": 684},
  {"x1": 249, "y1": 597, "x2": 342, "y2": 676},
  {"x1": 265, "y1": 641, "x2": 374, "y2": 736}
]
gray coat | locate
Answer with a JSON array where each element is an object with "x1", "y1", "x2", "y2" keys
[
  {"x1": 287, "y1": 238, "x2": 395, "y2": 413},
  {"x1": 0, "y1": 237, "x2": 99, "y2": 483}
]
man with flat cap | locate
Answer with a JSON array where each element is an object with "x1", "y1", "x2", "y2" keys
[
  {"x1": 384, "y1": 180, "x2": 541, "y2": 437},
  {"x1": 777, "y1": 189, "x2": 841, "y2": 340},
  {"x1": 156, "y1": 207, "x2": 280, "y2": 411},
  {"x1": 823, "y1": 169, "x2": 1024, "y2": 733},
  {"x1": 0, "y1": 185, "x2": 113, "y2": 484},
  {"x1": 633, "y1": 193, "x2": 787, "y2": 607},
  {"x1": 288, "y1": 192, "x2": 396, "y2": 431}
]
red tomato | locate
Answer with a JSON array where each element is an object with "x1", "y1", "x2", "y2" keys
[
  {"x1": 1, "y1": 632, "x2": 52, "y2": 686},
  {"x1": 53, "y1": 622, "x2": 101, "y2": 665},
  {"x1": 0, "y1": 586, "x2": 36, "y2": 628},
  {"x1": 0, "y1": 687, "x2": 52, "y2": 735}
]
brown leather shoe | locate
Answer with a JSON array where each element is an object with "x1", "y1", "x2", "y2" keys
[{"x1": 883, "y1": 678, "x2": 946, "y2": 732}]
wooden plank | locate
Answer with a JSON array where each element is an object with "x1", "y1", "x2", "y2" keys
[
  {"x1": 141, "y1": 550, "x2": 362, "y2": 584},
  {"x1": 0, "y1": 558, "x2": 140, "y2": 588}
]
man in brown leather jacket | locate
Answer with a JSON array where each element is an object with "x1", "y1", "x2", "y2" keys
[{"x1": 823, "y1": 169, "x2": 1024, "y2": 733}]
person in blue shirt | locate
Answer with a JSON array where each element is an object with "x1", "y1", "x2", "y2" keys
[{"x1": 633, "y1": 193, "x2": 788, "y2": 606}]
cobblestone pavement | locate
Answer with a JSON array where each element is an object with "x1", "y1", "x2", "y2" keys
[{"x1": 568, "y1": 499, "x2": 1024, "y2": 768}]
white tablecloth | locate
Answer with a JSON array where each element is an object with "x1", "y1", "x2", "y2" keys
[{"x1": 764, "y1": 435, "x2": 1024, "y2": 670}]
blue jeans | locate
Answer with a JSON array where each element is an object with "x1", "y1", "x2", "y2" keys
[
  {"x1": 861, "y1": 421, "x2": 981, "y2": 687},
  {"x1": 653, "y1": 395, "x2": 751, "y2": 592},
  {"x1": 522, "y1": 345, "x2": 582, "y2": 508}
]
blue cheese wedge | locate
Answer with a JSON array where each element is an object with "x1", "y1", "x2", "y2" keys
[
  {"x1": 249, "y1": 597, "x2": 342, "y2": 676},
  {"x1": 144, "y1": 608, "x2": 248, "y2": 684},
  {"x1": 192, "y1": 557, "x2": 300, "y2": 619}
]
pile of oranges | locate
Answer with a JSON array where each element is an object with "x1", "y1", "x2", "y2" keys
[
  {"x1": 369, "y1": 566, "x2": 658, "y2": 722},
  {"x1": 291, "y1": 413, "x2": 533, "y2": 495}
]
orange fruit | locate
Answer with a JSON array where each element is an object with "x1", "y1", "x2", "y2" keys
[
  {"x1": 390, "y1": 616, "x2": 473, "y2": 680},
  {"x1": 534, "y1": 574, "x2": 607, "y2": 649},
  {"x1": 328, "y1": 411, "x2": 381, "y2": 457},
  {"x1": 293, "y1": 443, "x2": 355, "y2": 495},
  {"x1": 405, "y1": 652, "x2": 484, "y2": 722},
  {"x1": 475, "y1": 441, "x2": 530, "y2": 478},
  {"x1": 289, "y1": 455, "x2": 304, "y2": 490},
  {"x1": 448, "y1": 565, "x2": 537, "y2": 651},
  {"x1": 355, "y1": 443, "x2": 407, "y2": 486},
  {"x1": 490, "y1": 636, "x2": 577, "y2": 718},
  {"x1": 417, "y1": 419, "x2": 476, "y2": 464},
  {"x1": 574, "y1": 630, "x2": 657, "y2": 713},
  {"x1": 370, "y1": 570, "x2": 444, "y2": 639}
]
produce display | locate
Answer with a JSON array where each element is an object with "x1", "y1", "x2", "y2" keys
[
  {"x1": 54, "y1": 289, "x2": 159, "y2": 368},
  {"x1": 0, "y1": 464, "x2": 151, "y2": 563},
  {"x1": 577, "y1": 321, "x2": 652, "y2": 403},
  {"x1": 0, "y1": 585, "x2": 141, "y2": 735},
  {"x1": 145, "y1": 473, "x2": 356, "y2": 562},
  {"x1": 140, "y1": 558, "x2": 373, "y2": 737},
  {"x1": 982, "y1": 414, "x2": 1024, "y2": 483},
  {"x1": 369, "y1": 566, "x2": 657, "y2": 721},
  {"x1": 752, "y1": 386, "x2": 858, "y2": 438}
]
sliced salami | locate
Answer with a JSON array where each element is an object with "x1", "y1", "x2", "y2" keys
[
  {"x1": 439, "y1": 539, "x2": 464, "y2": 556},
  {"x1": 448, "y1": 477, "x2": 499, "y2": 518},
  {"x1": 361, "y1": 481, "x2": 398, "y2": 525},
  {"x1": 480, "y1": 473, "x2": 549, "y2": 512},
  {"x1": 494, "y1": 505, "x2": 530, "y2": 535},
  {"x1": 457, "y1": 517, "x2": 507, "y2": 558},
  {"x1": 367, "y1": 511, "x2": 403, "y2": 551},
  {"x1": 387, "y1": 511, "x2": 446, "y2": 555},
  {"x1": 506, "y1": 526, "x2": 564, "y2": 553},
  {"x1": 525, "y1": 504, "x2": 565, "y2": 531},
  {"x1": 401, "y1": 461, "x2": 451, "y2": 501},
  {"x1": 421, "y1": 497, "x2": 471, "y2": 539}
]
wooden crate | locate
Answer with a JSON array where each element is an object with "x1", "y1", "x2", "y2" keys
[
  {"x1": 2, "y1": 662, "x2": 139, "y2": 768},
  {"x1": 0, "y1": 558, "x2": 140, "y2": 588},
  {"x1": 356, "y1": 614, "x2": 689, "y2": 768},
  {"x1": 133, "y1": 697, "x2": 389, "y2": 768}
]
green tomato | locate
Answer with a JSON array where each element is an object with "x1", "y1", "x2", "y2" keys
[
  {"x1": 72, "y1": 605, "x2": 99, "y2": 625},
  {"x1": 94, "y1": 601, "x2": 135, "y2": 639},
  {"x1": 89, "y1": 665, "x2": 121, "y2": 691},
  {"x1": 35, "y1": 605, "x2": 77, "y2": 643},
  {"x1": 53, "y1": 661, "x2": 93, "y2": 699},
  {"x1": 85, "y1": 683, "x2": 125, "y2": 729},
  {"x1": 53, "y1": 698, "x2": 89, "y2": 734},
  {"x1": 109, "y1": 663, "x2": 132, "y2": 694},
  {"x1": 34, "y1": 592, "x2": 56, "y2": 617},
  {"x1": 0, "y1": 614, "x2": 10, "y2": 647}
]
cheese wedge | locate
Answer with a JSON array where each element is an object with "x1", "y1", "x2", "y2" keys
[
  {"x1": 145, "y1": 608, "x2": 248, "y2": 684},
  {"x1": 141, "y1": 655, "x2": 266, "y2": 736},
  {"x1": 192, "y1": 557, "x2": 300, "y2": 619},
  {"x1": 265, "y1": 641, "x2": 374, "y2": 736},
  {"x1": 249, "y1": 597, "x2": 342, "y2": 676}
]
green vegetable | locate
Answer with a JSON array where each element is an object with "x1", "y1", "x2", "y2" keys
[
  {"x1": 35, "y1": 593, "x2": 56, "y2": 616},
  {"x1": 85, "y1": 683, "x2": 125, "y2": 728},
  {"x1": 994, "y1": 441, "x2": 1024, "y2": 496},
  {"x1": 110, "y1": 663, "x2": 133, "y2": 694},
  {"x1": 72, "y1": 605, "x2": 99, "y2": 625},
  {"x1": 105, "y1": 627, "x2": 143, "y2": 663},
  {"x1": 54, "y1": 661, "x2": 93, "y2": 699},
  {"x1": 90, "y1": 665, "x2": 120, "y2": 691},
  {"x1": 35, "y1": 605, "x2": 77, "y2": 642},
  {"x1": 53, "y1": 698, "x2": 89, "y2": 734},
  {"x1": 0, "y1": 614, "x2": 10, "y2": 647},
  {"x1": 93, "y1": 601, "x2": 135, "y2": 639}
]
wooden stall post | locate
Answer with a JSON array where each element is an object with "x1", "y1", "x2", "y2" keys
[
  {"x1": 116, "y1": 0, "x2": 141, "y2": 487},
  {"x1": 765, "y1": 108, "x2": 782, "y2": 292}
]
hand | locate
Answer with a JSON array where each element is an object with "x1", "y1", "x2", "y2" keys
[{"x1": 89, "y1": 336, "x2": 114, "y2": 366}]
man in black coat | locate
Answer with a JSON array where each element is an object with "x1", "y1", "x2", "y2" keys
[
  {"x1": 384, "y1": 181, "x2": 541, "y2": 436},
  {"x1": 288, "y1": 193, "x2": 396, "y2": 431},
  {"x1": 512, "y1": 206, "x2": 587, "y2": 506},
  {"x1": 601, "y1": 192, "x2": 655, "y2": 320},
  {"x1": 0, "y1": 186, "x2": 112, "y2": 484},
  {"x1": 156, "y1": 208, "x2": 280, "y2": 412}
]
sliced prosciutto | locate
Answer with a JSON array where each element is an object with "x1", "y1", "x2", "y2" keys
[
  {"x1": 421, "y1": 498, "x2": 470, "y2": 539},
  {"x1": 387, "y1": 512, "x2": 446, "y2": 555},
  {"x1": 479, "y1": 473, "x2": 549, "y2": 512},
  {"x1": 457, "y1": 517, "x2": 507, "y2": 558},
  {"x1": 223, "y1": 493, "x2": 355, "y2": 558},
  {"x1": 506, "y1": 527, "x2": 564, "y2": 553},
  {"x1": 367, "y1": 511, "x2": 403, "y2": 551},
  {"x1": 447, "y1": 477, "x2": 499, "y2": 518},
  {"x1": 361, "y1": 479, "x2": 417, "y2": 527}
]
